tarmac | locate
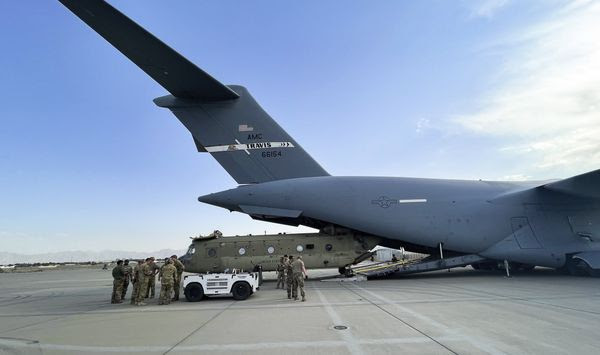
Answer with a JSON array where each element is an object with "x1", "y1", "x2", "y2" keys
[{"x1": 0, "y1": 267, "x2": 599, "y2": 354}]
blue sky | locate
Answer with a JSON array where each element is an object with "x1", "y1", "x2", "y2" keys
[{"x1": 1, "y1": 0, "x2": 598, "y2": 253}]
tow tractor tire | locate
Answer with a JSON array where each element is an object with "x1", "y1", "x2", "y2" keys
[
  {"x1": 184, "y1": 282, "x2": 204, "y2": 302},
  {"x1": 231, "y1": 281, "x2": 252, "y2": 300}
]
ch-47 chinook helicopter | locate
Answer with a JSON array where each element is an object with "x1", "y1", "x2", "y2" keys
[{"x1": 179, "y1": 230, "x2": 380, "y2": 275}]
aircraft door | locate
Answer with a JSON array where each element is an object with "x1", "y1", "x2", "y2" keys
[{"x1": 511, "y1": 217, "x2": 542, "y2": 249}]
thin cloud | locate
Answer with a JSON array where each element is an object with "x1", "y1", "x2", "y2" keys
[
  {"x1": 499, "y1": 174, "x2": 532, "y2": 182},
  {"x1": 463, "y1": 0, "x2": 510, "y2": 19},
  {"x1": 456, "y1": 1, "x2": 600, "y2": 177},
  {"x1": 415, "y1": 118, "x2": 431, "y2": 134}
]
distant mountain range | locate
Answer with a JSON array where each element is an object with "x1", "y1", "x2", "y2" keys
[{"x1": 0, "y1": 249, "x2": 186, "y2": 265}]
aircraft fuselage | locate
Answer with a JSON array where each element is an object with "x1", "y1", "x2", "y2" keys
[{"x1": 200, "y1": 176, "x2": 600, "y2": 268}]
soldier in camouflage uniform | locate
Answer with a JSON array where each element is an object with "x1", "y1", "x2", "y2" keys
[
  {"x1": 291, "y1": 255, "x2": 307, "y2": 301},
  {"x1": 285, "y1": 256, "x2": 294, "y2": 299},
  {"x1": 158, "y1": 258, "x2": 177, "y2": 305},
  {"x1": 145, "y1": 257, "x2": 160, "y2": 298},
  {"x1": 130, "y1": 259, "x2": 144, "y2": 304},
  {"x1": 170, "y1": 255, "x2": 185, "y2": 301},
  {"x1": 276, "y1": 256, "x2": 286, "y2": 289},
  {"x1": 110, "y1": 260, "x2": 125, "y2": 304},
  {"x1": 121, "y1": 260, "x2": 132, "y2": 300},
  {"x1": 135, "y1": 258, "x2": 154, "y2": 306}
]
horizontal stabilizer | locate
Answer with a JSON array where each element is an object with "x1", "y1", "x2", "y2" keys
[
  {"x1": 542, "y1": 169, "x2": 600, "y2": 199},
  {"x1": 155, "y1": 86, "x2": 329, "y2": 184},
  {"x1": 58, "y1": 0, "x2": 239, "y2": 101}
]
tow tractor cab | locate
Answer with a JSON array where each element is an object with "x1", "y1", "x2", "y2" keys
[
  {"x1": 183, "y1": 271, "x2": 259, "y2": 302},
  {"x1": 178, "y1": 230, "x2": 380, "y2": 274}
]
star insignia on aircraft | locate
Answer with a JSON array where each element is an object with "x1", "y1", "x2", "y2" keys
[{"x1": 371, "y1": 196, "x2": 398, "y2": 208}]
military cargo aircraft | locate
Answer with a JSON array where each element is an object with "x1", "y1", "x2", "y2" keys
[
  {"x1": 59, "y1": 0, "x2": 600, "y2": 277},
  {"x1": 180, "y1": 231, "x2": 380, "y2": 274}
]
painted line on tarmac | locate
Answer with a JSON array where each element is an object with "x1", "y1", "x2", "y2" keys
[
  {"x1": 314, "y1": 286, "x2": 363, "y2": 355},
  {"x1": 0, "y1": 335, "x2": 466, "y2": 353},
  {"x1": 30, "y1": 278, "x2": 112, "y2": 284},
  {"x1": 164, "y1": 300, "x2": 236, "y2": 354},
  {"x1": 4, "y1": 291, "x2": 596, "y2": 318},
  {"x1": 349, "y1": 284, "x2": 507, "y2": 355}
]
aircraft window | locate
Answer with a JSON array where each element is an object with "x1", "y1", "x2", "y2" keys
[
  {"x1": 267, "y1": 246, "x2": 275, "y2": 254},
  {"x1": 325, "y1": 244, "x2": 333, "y2": 252},
  {"x1": 187, "y1": 246, "x2": 196, "y2": 255},
  {"x1": 239, "y1": 247, "x2": 246, "y2": 256},
  {"x1": 306, "y1": 244, "x2": 314, "y2": 250},
  {"x1": 296, "y1": 245, "x2": 304, "y2": 252},
  {"x1": 207, "y1": 248, "x2": 217, "y2": 257}
]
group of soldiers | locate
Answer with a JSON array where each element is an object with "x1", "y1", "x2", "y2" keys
[
  {"x1": 276, "y1": 255, "x2": 308, "y2": 301},
  {"x1": 110, "y1": 255, "x2": 185, "y2": 306}
]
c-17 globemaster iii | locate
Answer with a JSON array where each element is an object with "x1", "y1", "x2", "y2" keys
[{"x1": 59, "y1": 0, "x2": 600, "y2": 277}]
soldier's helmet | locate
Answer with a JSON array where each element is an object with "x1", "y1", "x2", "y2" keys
[{"x1": 166, "y1": 259, "x2": 173, "y2": 264}]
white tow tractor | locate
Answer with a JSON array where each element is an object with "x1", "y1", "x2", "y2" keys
[{"x1": 183, "y1": 271, "x2": 260, "y2": 302}]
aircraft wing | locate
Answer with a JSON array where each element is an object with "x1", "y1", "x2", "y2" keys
[
  {"x1": 542, "y1": 169, "x2": 600, "y2": 199},
  {"x1": 58, "y1": 0, "x2": 239, "y2": 101}
]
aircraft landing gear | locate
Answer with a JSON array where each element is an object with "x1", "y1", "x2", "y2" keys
[
  {"x1": 564, "y1": 257, "x2": 597, "y2": 277},
  {"x1": 338, "y1": 266, "x2": 353, "y2": 277}
]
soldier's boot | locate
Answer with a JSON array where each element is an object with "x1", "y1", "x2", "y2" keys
[
  {"x1": 302, "y1": 296, "x2": 306, "y2": 302},
  {"x1": 287, "y1": 292, "x2": 291, "y2": 299}
]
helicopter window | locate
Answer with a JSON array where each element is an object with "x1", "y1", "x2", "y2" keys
[
  {"x1": 239, "y1": 247, "x2": 246, "y2": 255},
  {"x1": 306, "y1": 244, "x2": 314, "y2": 250},
  {"x1": 267, "y1": 246, "x2": 275, "y2": 254},
  {"x1": 325, "y1": 244, "x2": 333, "y2": 252},
  {"x1": 187, "y1": 245, "x2": 196, "y2": 255},
  {"x1": 296, "y1": 245, "x2": 304, "y2": 252},
  {"x1": 207, "y1": 248, "x2": 217, "y2": 257}
]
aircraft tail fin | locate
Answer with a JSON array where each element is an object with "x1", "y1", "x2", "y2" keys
[
  {"x1": 59, "y1": 0, "x2": 329, "y2": 184},
  {"x1": 58, "y1": 0, "x2": 238, "y2": 101},
  {"x1": 541, "y1": 169, "x2": 600, "y2": 199},
  {"x1": 154, "y1": 88, "x2": 329, "y2": 184}
]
